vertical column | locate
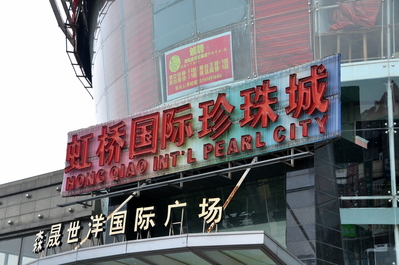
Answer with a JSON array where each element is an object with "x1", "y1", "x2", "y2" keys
[{"x1": 387, "y1": 76, "x2": 399, "y2": 263}]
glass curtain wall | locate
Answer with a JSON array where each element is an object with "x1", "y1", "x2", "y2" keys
[
  {"x1": 337, "y1": 77, "x2": 397, "y2": 263},
  {"x1": 0, "y1": 236, "x2": 36, "y2": 265},
  {"x1": 86, "y1": 0, "x2": 399, "y2": 263},
  {"x1": 105, "y1": 163, "x2": 293, "y2": 246},
  {"x1": 313, "y1": 0, "x2": 399, "y2": 62},
  {"x1": 313, "y1": 0, "x2": 399, "y2": 263},
  {"x1": 90, "y1": 0, "x2": 315, "y2": 122}
]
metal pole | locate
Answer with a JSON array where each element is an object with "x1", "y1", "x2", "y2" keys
[
  {"x1": 387, "y1": 75, "x2": 399, "y2": 264},
  {"x1": 206, "y1": 157, "x2": 258, "y2": 233},
  {"x1": 74, "y1": 192, "x2": 136, "y2": 249}
]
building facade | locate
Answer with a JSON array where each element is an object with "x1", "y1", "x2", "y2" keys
[
  {"x1": 0, "y1": 171, "x2": 94, "y2": 265},
  {"x1": 1, "y1": 0, "x2": 399, "y2": 264}
]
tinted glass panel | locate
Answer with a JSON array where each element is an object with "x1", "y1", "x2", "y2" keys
[
  {"x1": 195, "y1": 0, "x2": 248, "y2": 34},
  {"x1": 0, "y1": 238, "x2": 20, "y2": 265},
  {"x1": 342, "y1": 224, "x2": 396, "y2": 265},
  {"x1": 338, "y1": 78, "x2": 391, "y2": 204},
  {"x1": 20, "y1": 236, "x2": 36, "y2": 265},
  {"x1": 153, "y1": 0, "x2": 195, "y2": 51},
  {"x1": 314, "y1": 0, "x2": 399, "y2": 62}
]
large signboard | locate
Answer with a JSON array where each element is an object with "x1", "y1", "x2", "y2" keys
[
  {"x1": 165, "y1": 32, "x2": 233, "y2": 100},
  {"x1": 62, "y1": 55, "x2": 341, "y2": 196}
]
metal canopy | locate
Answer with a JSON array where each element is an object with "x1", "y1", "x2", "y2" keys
[{"x1": 26, "y1": 231, "x2": 304, "y2": 265}]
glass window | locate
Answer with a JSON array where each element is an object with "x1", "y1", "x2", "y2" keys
[
  {"x1": 253, "y1": 0, "x2": 312, "y2": 76},
  {"x1": 0, "y1": 238, "x2": 20, "y2": 265},
  {"x1": 341, "y1": 78, "x2": 388, "y2": 140},
  {"x1": 20, "y1": 236, "x2": 36, "y2": 265},
  {"x1": 153, "y1": 0, "x2": 196, "y2": 51},
  {"x1": 195, "y1": 0, "x2": 248, "y2": 34},
  {"x1": 0, "y1": 235, "x2": 42, "y2": 265},
  {"x1": 342, "y1": 224, "x2": 396, "y2": 265},
  {"x1": 337, "y1": 78, "x2": 393, "y2": 203},
  {"x1": 121, "y1": 163, "x2": 288, "y2": 245},
  {"x1": 313, "y1": 0, "x2": 399, "y2": 62}
]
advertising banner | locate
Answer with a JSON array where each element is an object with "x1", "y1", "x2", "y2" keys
[
  {"x1": 62, "y1": 54, "x2": 341, "y2": 196},
  {"x1": 165, "y1": 32, "x2": 233, "y2": 100}
]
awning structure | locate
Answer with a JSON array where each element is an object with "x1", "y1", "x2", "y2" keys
[{"x1": 26, "y1": 231, "x2": 304, "y2": 265}]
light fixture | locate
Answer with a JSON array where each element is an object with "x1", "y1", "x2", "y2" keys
[
  {"x1": 25, "y1": 193, "x2": 31, "y2": 199},
  {"x1": 7, "y1": 220, "x2": 13, "y2": 225},
  {"x1": 37, "y1": 214, "x2": 43, "y2": 219},
  {"x1": 56, "y1": 187, "x2": 61, "y2": 191},
  {"x1": 68, "y1": 208, "x2": 74, "y2": 213}
]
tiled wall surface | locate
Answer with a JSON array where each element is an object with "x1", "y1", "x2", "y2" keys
[{"x1": 0, "y1": 170, "x2": 92, "y2": 236}]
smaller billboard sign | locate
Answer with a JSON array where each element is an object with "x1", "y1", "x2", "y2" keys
[{"x1": 165, "y1": 32, "x2": 233, "y2": 100}]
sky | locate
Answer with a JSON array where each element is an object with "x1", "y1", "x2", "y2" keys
[{"x1": 0, "y1": 1, "x2": 96, "y2": 185}]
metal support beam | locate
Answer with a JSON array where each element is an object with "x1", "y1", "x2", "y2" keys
[
  {"x1": 49, "y1": 0, "x2": 74, "y2": 45},
  {"x1": 207, "y1": 157, "x2": 258, "y2": 233},
  {"x1": 58, "y1": 151, "x2": 313, "y2": 207}
]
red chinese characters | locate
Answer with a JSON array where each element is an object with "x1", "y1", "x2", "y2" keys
[
  {"x1": 64, "y1": 62, "x2": 333, "y2": 196},
  {"x1": 285, "y1": 64, "x2": 329, "y2": 118},
  {"x1": 65, "y1": 133, "x2": 93, "y2": 173},
  {"x1": 96, "y1": 121, "x2": 127, "y2": 166},
  {"x1": 161, "y1": 104, "x2": 194, "y2": 149},
  {"x1": 130, "y1": 113, "x2": 160, "y2": 158},
  {"x1": 239, "y1": 79, "x2": 279, "y2": 128},
  {"x1": 198, "y1": 93, "x2": 235, "y2": 140}
]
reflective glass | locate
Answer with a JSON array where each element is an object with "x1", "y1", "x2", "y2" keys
[
  {"x1": 101, "y1": 29, "x2": 124, "y2": 88},
  {"x1": 195, "y1": 0, "x2": 248, "y2": 34},
  {"x1": 96, "y1": 257, "x2": 150, "y2": 265},
  {"x1": 165, "y1": 252, "x2": 211, "y2": 265},
  {"x1": 341, "y1": 224, "x2": 396, "y2": 265},
  {"x1": 97, "y1": 1, "x2": 121, "y2": 42},
  {"x1": 107, "y1": 78, "x2": 128, "y2": 121},
  {"x1": 153, "y1": 0, "x2": 195, "y2": 51},
  {"x1": 252, "y1": 0, "x2": 312, "y2": 76},
  {"x1": 0, "y1": 238, "x2": 20, "y2": 265},
  {"x1": 92, "y1": 51, "x2": 108, "y2": 122},
  {"x1": 6, "y1": 256, "x2": 17, "y2": 265},
  {"x1": 338, "y1": 78, "x2": 392, "y2": 203},
  {"x1": 121, "y1": 164, "x2": 288, "y2": 245},
  {"x1": 203, "y1": 249, "x2": 276, "y2": 265},
  {"x1": 314, "y1": 0, "x2": 399, "y2": 62},
  {"x1": 20, "y1": 236, "x2": 36, "y2": 265},
  {"x1": 126, "y1": 58, "x2": 161, "y2": 115}
]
